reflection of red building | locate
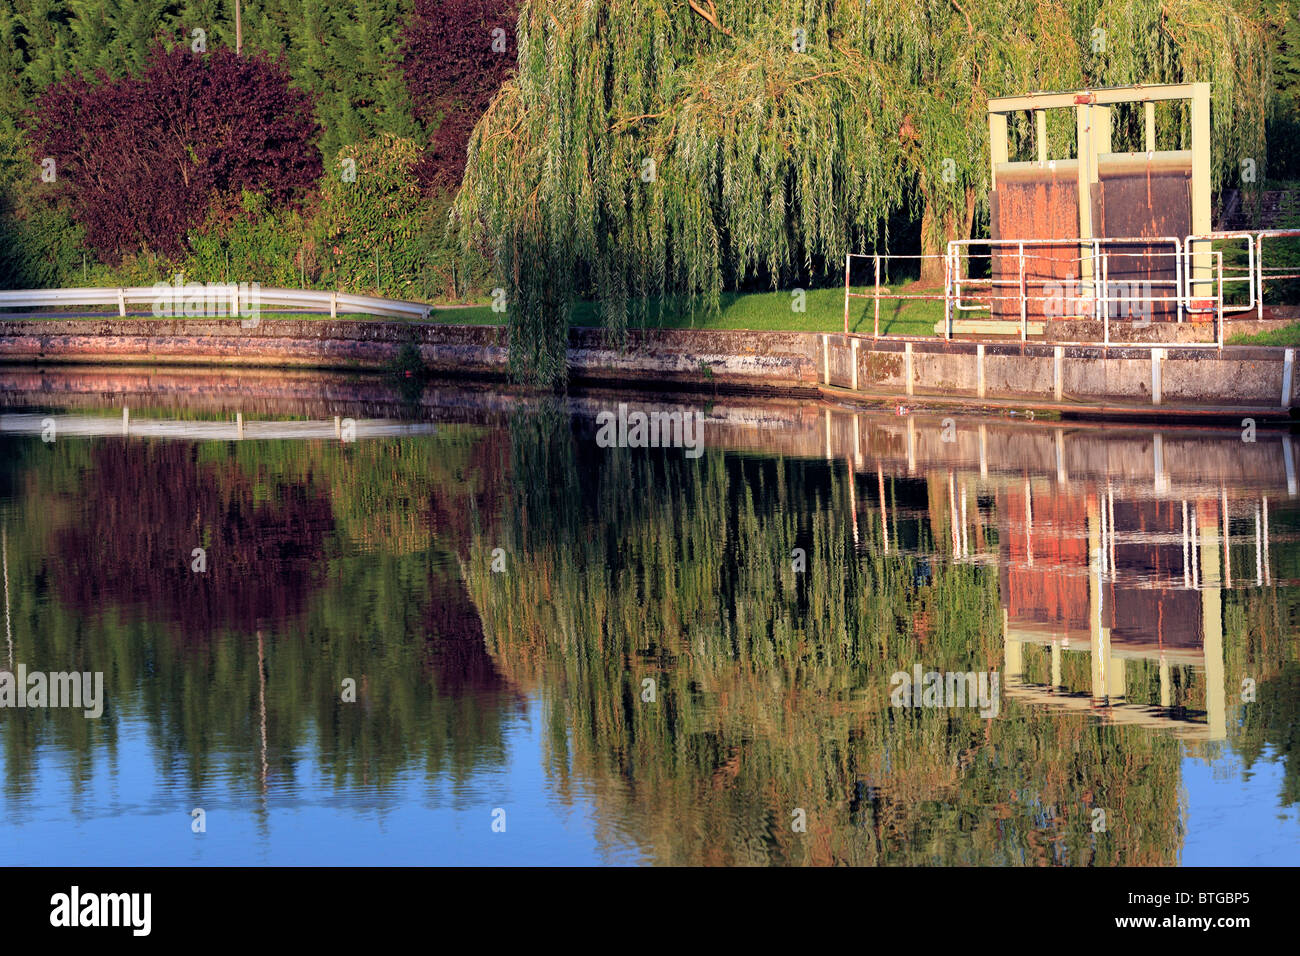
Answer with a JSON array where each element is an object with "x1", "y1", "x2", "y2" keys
[
  {"x1": 998, "y1": 487, "x2": 1088, "y2": 641},
  {"x1": 996, "y1": 484, "x2": 1228, "y2": 740},
  {"x1": 998, "y1": 489, "x2": 1205, "y2": 651}
]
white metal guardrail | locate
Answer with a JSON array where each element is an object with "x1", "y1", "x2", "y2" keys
[
  {"x1": 948, "y1": 236, "x2": 1186, "y2": 335},
  {"x1": 1185, "y1": 232, "x2": 1254, "y2": 316},
  {"x1": 842, "y1": 253, "x2": 950, "y2": 337},
  {"x1": 843, "y1": 228, "x2": 1300, "y2": 348},
  {"x1": 0, "y1": 285, "x2": 433, "y2": 321},
  {"x1": 0, "y1": 412, "x2": 439, "y2": 440},
  {"x1": 1256, "y1": 229, "x2": 1300, "y2": 320}
]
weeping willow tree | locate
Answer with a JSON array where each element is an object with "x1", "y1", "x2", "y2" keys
[{"x1": 453, "y1": 0, "x2": 1274, "y2": 384}]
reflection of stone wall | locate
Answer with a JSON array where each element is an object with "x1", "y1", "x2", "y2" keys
[{"x1": 5, "y1": 368, "x2": 1294, "y2": 496}]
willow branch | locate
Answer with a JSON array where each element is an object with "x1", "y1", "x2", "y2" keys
[{"x1": 688, "y1": 0, "x2": 733, "y2": 37}]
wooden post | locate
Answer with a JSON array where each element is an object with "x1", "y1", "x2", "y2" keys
[
  {"x1": 1076, "y1": 103, "x2": 1094, "y2": 289},
  {"x1": 1199, "y1": 502, "x2": 1226, "y2": 740},
  {"x1": 1089, "y1": 495, "x2": 1108, "y2": 702},
  {"x1": 1084, "y1": 102, "x2": 1110, "y2": 295},
  {"x1": 1092, "y1": 104, "x2": 1112, "y2": 157}
]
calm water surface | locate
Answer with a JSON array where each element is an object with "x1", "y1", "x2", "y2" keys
[{"x1": 1, "y1": 370, "x2": 1298, "y2": 865}]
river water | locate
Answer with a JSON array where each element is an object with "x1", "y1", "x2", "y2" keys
[{"x1": 0, "y1": 368, "x2": 1297, "y2": 865}]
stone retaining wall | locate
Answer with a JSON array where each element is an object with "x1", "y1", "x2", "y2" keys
[{"x1": 0, "y1": 319, "x2": 1293, "y2": 416}]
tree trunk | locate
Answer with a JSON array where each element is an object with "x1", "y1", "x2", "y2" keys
[{"x1": 919, "y1": 188, "x2": 977, "y2": 286}]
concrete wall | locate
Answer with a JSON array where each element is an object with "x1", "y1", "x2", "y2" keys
[
  {"x1": 823, "y1": 332, "x2": 1294, "y2": 414},
  {"x1": 0, "y1": 319, "x2": 1293, "y2": 416}
]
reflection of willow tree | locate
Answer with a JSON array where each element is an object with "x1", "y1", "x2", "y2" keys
[
  {"x1": 464, "y1": 410, "x2": 1183, "y2": 865},
  {"x1": 1224, "y1": 507, "x2": 1300, "y2": 808},
  {"x1": 0, "y1": 431, "x2": 520, "y2": 799}
]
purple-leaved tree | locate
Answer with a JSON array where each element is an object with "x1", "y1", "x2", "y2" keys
[
  {"x1": 400, "y1": 0, "x2": 518, "y2": 190},
  {"x1": 32, "y1": 46, "x2": 322, "y2": 261}
]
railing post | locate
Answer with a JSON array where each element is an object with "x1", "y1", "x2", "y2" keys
[
  {"x1": 873, "y1": 254, "x2": 880, "y2": 339},
  {"x1": 1217, "y1": 251, "x2": 1224, "y2": 350},
  {"x1": 843, "y1": 253, "x2": 851, "y2": 335},
  {"x1": 1175, "y1": 238, "x2": 1184, "y2": 324},
  {"x1": 944, "y1": 248, "x2": 953, "y2": 340},
  {"x1": 1257, "y1": 233, "x2": 1265, "y2": 321},
  {"x1": 1018, "y1": 240, "x2": 1027, "y2": 343},
  {"x1": 1093, "y1": 239, "x2": 1101, "y2": 327},
  {"x1": 1248, "y1": 234, "x2": 1256, "y2": 316},
  {"x1": 1102, "y1": 253, "x2": 1110, "y2": 348},
  {"x1": 943, "y1": 246, "x2": 951, "y2": 339}
]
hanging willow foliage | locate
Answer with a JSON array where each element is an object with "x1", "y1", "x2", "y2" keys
[{"x1": 452, "y1": 0, "x2": 1274, "y2": 385}]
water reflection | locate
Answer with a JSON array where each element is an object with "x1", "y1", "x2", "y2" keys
[{"x1": 0, "y1": 370, "x2": 1297, "y2": 865}]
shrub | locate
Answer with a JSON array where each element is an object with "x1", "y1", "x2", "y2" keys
[
  {"x1": 30, "y1": 45, "x2": 321, "y2": 262},
  {"x1": 317, "y1": 134, "x2": 434, "y2": 298},
  {"x1": 183, "y1": 191, "x2": 316, "y2": 287},
  {"x1": 400, "y1": 0, "x2": 518, "y2": 190}
]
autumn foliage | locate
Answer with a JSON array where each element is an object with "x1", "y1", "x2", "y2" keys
[
  {"x1": 400, "y1": 0, "x2": 518, "y2": 190},
  {"x1": 31, "y1": 46, "x2": 321, "y2": 261}
]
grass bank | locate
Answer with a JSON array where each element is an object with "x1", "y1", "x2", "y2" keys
[
  {"x1": 439, "y1": 281, "x2": 944, "y2": 337},
  {"x1": 1228, "y1": 322, "x2": 1300, "y2": 347},
  {"x1": 1, "y1": 281, "x2": 946, "y2": 337}
]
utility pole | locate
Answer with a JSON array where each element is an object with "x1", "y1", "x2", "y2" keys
[{"x1": 235, "y1": 0, "x2": 242, "y2": 55}]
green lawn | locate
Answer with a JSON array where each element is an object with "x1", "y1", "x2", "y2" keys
[
  {"x1": 1, "y1": 280, "x2": 947, "y2": 337},
  {"x1": 1228, "y1": 322, "x2": 1300, "y2": 346},
  {"x1": 437, "y1": 281, "x2": 944, "y2": 336}
]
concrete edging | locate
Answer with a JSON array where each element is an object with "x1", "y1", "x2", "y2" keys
[{"x1": 0, "y1": 319, "x2": 1293, "y2": 417}]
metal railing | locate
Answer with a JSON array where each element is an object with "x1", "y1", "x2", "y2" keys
[
  {"x1": 1185, "y1": 232, "x2": 1254, "y2": 316},
  {"x1": 844, "y1": 228, "x2": 1299, "y2": 349},
  {"x1": 0, "y1": 285, "x2": 433, "y2": 321},
  {"x1": 842, "y1": 252, "x2": 950, "y2": 336},
  {"x1": 948, "y1": 236, "x2": 1187, "y2": 337},
  {"x1": 1256, "y1": 229, "x2": 1300, "y2": 320}
]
